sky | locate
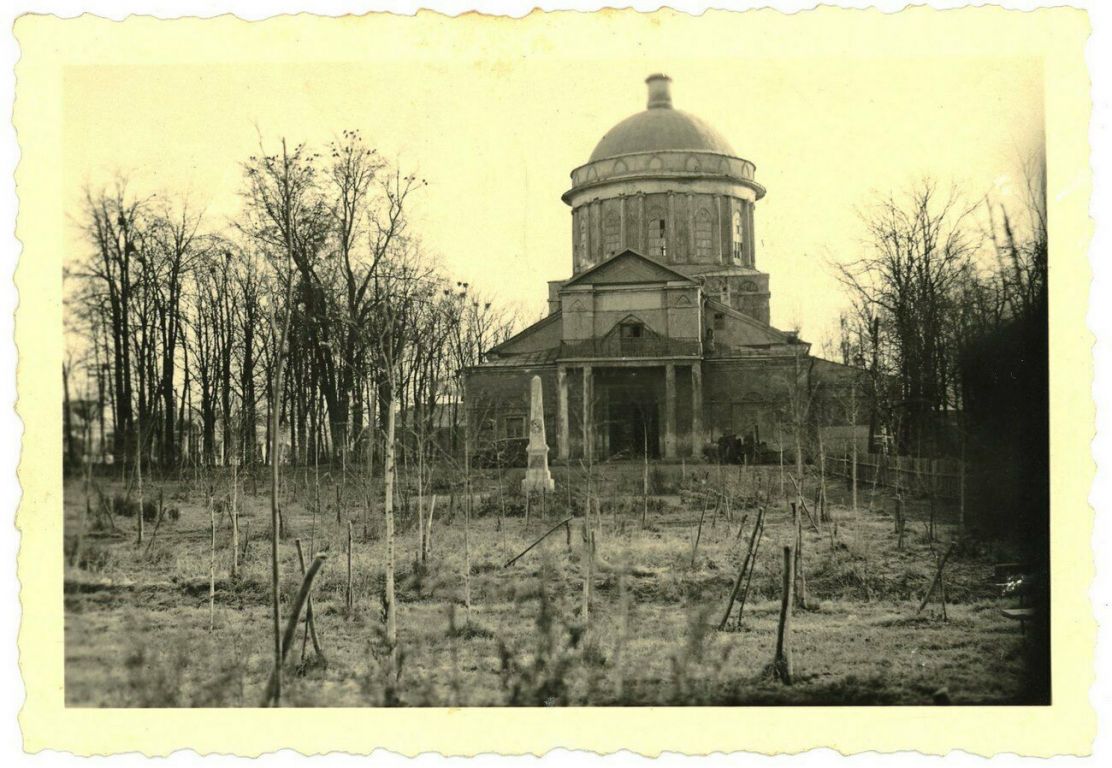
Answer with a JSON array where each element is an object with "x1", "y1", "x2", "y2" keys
[{"x1": 61, "y1": 12, "x2": 1045, "y2": 350}]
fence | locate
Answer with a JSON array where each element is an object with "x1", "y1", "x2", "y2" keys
[{"x1": 826, "y1": 453, "x2": 965, "y2": 501}]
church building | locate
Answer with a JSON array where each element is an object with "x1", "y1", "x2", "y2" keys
[{"x1": 465, "y1": 74, "x2": 862, "y2": 464}]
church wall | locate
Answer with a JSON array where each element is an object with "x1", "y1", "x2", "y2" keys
[
  {"x1": 591, "y1": 289, "x2": 665, "y2": 336},
  {"x1": 703, "y1": 357, "x2": 798, "y2": 447},
  {"x1": 701, "y1": 355, "x2": 872, "y2": 452},
  {"x1": 594, "y1": 288, "x2": 670, "y2": 339},
  {"x1": 561, "y1": 295, "x2": 594, "y2": 342},
  {"x1": 561, "y1": 285, "x2": 702, "y2": 344},
  {"x1": 465, "y1": 366, "x2": 559, "y2": 459}
]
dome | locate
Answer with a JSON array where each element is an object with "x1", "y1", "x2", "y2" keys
[{"x1": 588, "y1": 74, "x2": 737, "y2": 162}]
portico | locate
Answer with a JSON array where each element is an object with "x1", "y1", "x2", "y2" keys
[{"x1": 556, "y1": 358, "x2": 704, "y2": 462}]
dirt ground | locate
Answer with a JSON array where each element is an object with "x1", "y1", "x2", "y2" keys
[{"x1": 63, "y1": 463, "x2": 1038, "y2": 707}]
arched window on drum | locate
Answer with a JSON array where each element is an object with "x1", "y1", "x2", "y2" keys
[
  {"x1": 647, "y1": 210, "x2": 667, "y2": 259},
  {"x1": 714, "y1": 277, "x2": 731, "y2": 306},
  {"x1": 695, "y1": 208, "x2": 713, "y2": 260},
  {"x1": 577, "y1": 212, "x2": 590, "y2": 269},
  {"x1": 731, "y1": 209, "x2": 744, "y2": 264},
  {"x1": 603, "y1": 210, "x2": 621, "y2": 258}
]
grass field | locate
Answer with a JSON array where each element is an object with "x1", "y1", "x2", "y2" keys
[{"x1": 63, "y1": 463, "x2": 1037, "y2": 707}]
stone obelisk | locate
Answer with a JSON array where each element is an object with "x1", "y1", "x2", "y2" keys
[{"x1": 521, "y1": 375, "x2": 555, "y2": 494}]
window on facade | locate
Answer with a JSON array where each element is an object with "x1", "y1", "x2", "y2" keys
[
  {"x1": 695, "y1": 208, "x2": 713, "y2": 260},
  {"x1": 620, "y1": 322, "x2": 644, "y2": 339},
  {"x1": 718, "y1": 277, "x2": 731, "y2": 306},
  {"x1": 603, "y1": 211, "x2": 621, "y2": 257},
  {"x1": 647, "y1": 214, "x2": 667, "y2": 259},
  {"x1": 714, "y1": 312, "x2": 725, "y2": 330},
  {"x1": 505, "y1": 416, "x2": 526, "y2": 440}
]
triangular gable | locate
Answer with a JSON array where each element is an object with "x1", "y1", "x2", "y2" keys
[
  {"x1": 488, "y1": 311, "x2": 563, "y2": 356},
  {"x1": 599, "y1": 313, "x2": 662, "y2": 342},
  {"x1": 563, "y1": 249, "x2": 695, "y2": 288},
  {"x1": 705, "y1": 298, "x2": 794, "y2": 347}
]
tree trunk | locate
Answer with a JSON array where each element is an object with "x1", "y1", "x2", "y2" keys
[
  {"x1": 230, "y1": 461, "x2": 239, "y2": 579},
  {"x1": 268, "y1": 298, "x2": 292, "y2": 706},
  {"x1": 383, "y1": 395, "x2": 398, "y2": 657}
]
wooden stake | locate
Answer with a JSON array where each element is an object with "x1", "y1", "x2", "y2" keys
[
  {"x1": 346, "y1": 521, "x2": 354, "y2": 617},
  {"x1": 773, "y1": 545, "x2": 794, "y2": 684},
  {"x1": 896, "y1": 494, "x2": 906, "y2": 550},
  {"x1": 208, "y1": 491, "x2": 216, "y2": 632},
  {"x1": 737, "y1": 516, "x2": 765, "y2": 624},
  {"x1": 794, "y1": 508, "x2": 808, "y2": 609},
  {"x1": 504, "y1": 516, "x2": 575, "y2": 568},
  {"x1": 260, "y1": 552, "x2": 327, "y2": 707},
  {"x1": 426, "y1": 493, "x2": 437, "y2": 559},
  {"x1": 690, "y1": 494, "x2": 712, "y2": 567},
  {"x1": 939, "y1": 568, "x2": 948, "y2": 621},
  {"x1": 294, "y1": 539, "x2": 324, "y2": 659},
  {"x1": 719, "y1": 507, "x2": 763, "y2": 630},
  {"x1": 917, "y1": 543, "x2": 957, "y2": 615},
  {"x1": 582, "y1": 531, "x2": 595, "y2": 632}
]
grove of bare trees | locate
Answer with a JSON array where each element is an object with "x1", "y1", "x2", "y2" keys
[
  {"x1": 832, "y1": 158, "x2": 1048, "y2": 548},
  {"x1": 64, "y1": 131, "x2": 517, "y2": 478}
]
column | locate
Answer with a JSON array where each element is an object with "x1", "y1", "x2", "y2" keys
[
  {"x1": 691, "y1": 361, "x2": 704, "y2": 458},
  {"x1": 557, "y1": 365, "x2": 569, "y2": 461},
  {"x1": 687, "y1": 193, "x2": 696, "y2": 261},
  {"x1": 619, "y1": 195, "x2": 627, "y2": 250},
  {"x1": 582, "y1": 365, "x2": 593, "y2": 461},
  {"x1": 664, "y1": 363, "x2": 677, "y2": 459}
]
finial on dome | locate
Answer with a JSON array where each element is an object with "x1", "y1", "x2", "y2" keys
[{"x1": 646, "y1": 73, "x2": 673, "y2": 109}]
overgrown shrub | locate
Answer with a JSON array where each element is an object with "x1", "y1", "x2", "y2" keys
[{"x1": 106, "y1": 493, "x2": 180, "y2": 523}]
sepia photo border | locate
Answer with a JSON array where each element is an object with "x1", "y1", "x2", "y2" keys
[{"x1": 13, "y1": 6, "x2": 1095, "y2": 756}]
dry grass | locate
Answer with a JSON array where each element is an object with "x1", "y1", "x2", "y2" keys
[{"x1": 63, "y1": 465, "x2": 1034, "y2": 707}]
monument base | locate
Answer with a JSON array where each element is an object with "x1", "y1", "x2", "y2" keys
[
  {"x1": 522, "y1": 448, "x2": 555, "y2": 493},
  {"x1": 521, "y1": 472, "x2": 555, "y2": 494}
]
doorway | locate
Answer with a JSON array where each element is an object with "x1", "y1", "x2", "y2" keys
[{"x1": 598, "y1": 367, "x2": 662, "y2": 459}]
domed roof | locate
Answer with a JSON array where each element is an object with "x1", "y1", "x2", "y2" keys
[{"x1": 588, "y1": 74, "x2": 737, "y2": 162}]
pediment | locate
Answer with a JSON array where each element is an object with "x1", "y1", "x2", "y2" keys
[
  {"x1": 563, "y1": 249, "x2": 695, "y2": 288},
  {"x1": 488, "y1": 311, "x2": 563, "y2": 356}
]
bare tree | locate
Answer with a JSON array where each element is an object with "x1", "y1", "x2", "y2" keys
[{"x1": 837, "y1": 179, "x2": 977, "y2": 455}]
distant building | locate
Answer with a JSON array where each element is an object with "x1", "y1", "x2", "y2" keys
[
  {"x1": 63, "y1": 397, "x2": 110, "y2": 465},
  {"x1": 465, "y1": 74, "x2": 866, "y2": 462}
]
